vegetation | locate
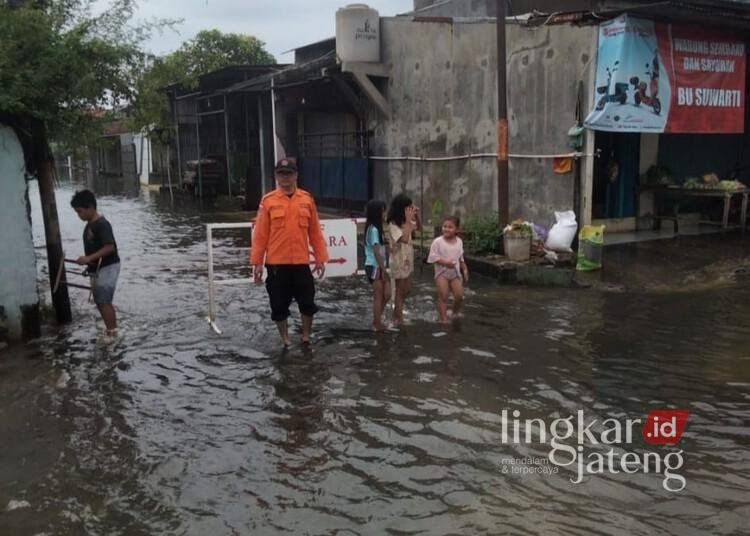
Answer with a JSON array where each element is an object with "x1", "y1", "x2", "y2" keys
[
  {"x1": 503, "y1": 221, "x2": 532, "y2": 238},
  {"x1": 0, "y1": 1, "x2": 274, "y2": 152},
  {"x1": 463, "y1": 213, "x2": 503, "y2": 255},
  {"x1": 0, "y1": 0, "x2": 160, "y2": 154},
  {"x1": 131, "y1": 30, "x2": 276, "y2": 135}
]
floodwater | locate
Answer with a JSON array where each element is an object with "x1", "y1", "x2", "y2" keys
[{"x1": 1, "y1": 178, "x2": 749, "y2": 536}]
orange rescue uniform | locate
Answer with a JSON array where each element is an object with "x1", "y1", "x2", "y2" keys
[{"x1": 250, "y1": 188, "x2": 329, "y2": 266}]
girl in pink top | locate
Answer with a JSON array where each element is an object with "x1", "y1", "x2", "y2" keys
[{"x1": 427, "y1": 216, "x2": 469, "y2": 324}]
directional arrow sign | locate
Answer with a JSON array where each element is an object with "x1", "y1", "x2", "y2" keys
[{"x1": 308, "y1": 219, "x2": 358, "y2": 278}]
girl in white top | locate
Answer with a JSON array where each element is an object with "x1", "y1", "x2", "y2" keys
[
  {"x1": 387, "y1": 193, "x2": 420, "y2": 327},
  {"x1": 427, "y1": 216, "x2": 469, "y2": 324}
]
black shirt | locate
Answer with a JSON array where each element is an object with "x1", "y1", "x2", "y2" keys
[{"x1": 83, "y1": 216, "x2": 120, "y2": 270}]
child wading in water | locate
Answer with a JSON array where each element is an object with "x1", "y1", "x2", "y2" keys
[
  {"x1": 387, "y1": 194, "x2": 420, "y2": 327},
  {"x1": 364, "y1": 200, "x2": 390, "y2": 330},
  {"x1": 428, "y1": 216, "x2": 469, "y2": 324},
  {"x1": 70, "y1": 190, "x2": 121, "y2": 335}
]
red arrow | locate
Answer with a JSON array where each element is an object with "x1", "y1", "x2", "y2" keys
[
  {"x1": 310, "y1": 257, "x2": 347, "y2": 265},
  {"x1": 308, "y1": 257, "x2": 347, "y2": 266}
]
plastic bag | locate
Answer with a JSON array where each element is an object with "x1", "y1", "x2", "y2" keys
[
  {"x1": 545, "y1": 211, "x2": 578, "y2": 252},
  {"x1": 576, "y1": 225, "x2": 605, "y2": 271}
]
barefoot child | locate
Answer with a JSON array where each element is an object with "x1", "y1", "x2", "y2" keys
[
  {"x1": 427, "y1": 216, "x2": 469, "y2": 324},
  {"x1": 364, "y1": 200, "x2": 390, "y2": 330},
  {"x1": 70, "y1": 190, "x2": 121, "y2": 335},
  {"x1": 387, "y1": 194, "x2": 420, "y2": 327}
]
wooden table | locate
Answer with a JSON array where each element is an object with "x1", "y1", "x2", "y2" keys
[{"x1": 645, "y1": 186, "x2": 748, "y2": 231}]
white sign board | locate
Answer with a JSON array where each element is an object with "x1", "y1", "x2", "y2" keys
[
  {"x1": 315, "y1": 218, "x2": 359, "y2": 278},
  {"x1": 248, "y1": 218, "x2": 359, "y2": 279}
]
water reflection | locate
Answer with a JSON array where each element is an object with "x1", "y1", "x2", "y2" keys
[{"x1": 0, "y1": 175, "x2": 748, "y2": 535}]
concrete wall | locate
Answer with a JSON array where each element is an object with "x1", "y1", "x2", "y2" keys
[
  {"x1": 506, "y1": 23, "x2": 598, "y2": 227},
  {"x1": 370, "y1": 18, "x2": 498, "y2": 225},
  {"x1": 369, "y1": 18, "x2": 597, "y2": 228},
  {"x1": 0, "y1": 125, "x2": 39, "y2": 340}
]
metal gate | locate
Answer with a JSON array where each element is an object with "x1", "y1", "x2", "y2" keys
[{"x1": 297, "y1": 130, "x2": 370, "y2": 211}]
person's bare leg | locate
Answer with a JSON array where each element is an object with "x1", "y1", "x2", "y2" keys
[
  {"x1": 301, "y1": 315, "x2": 313, "y2": 344},
  {"x1": 372, "y1": 280, "x2": 385, "y2": 330},
  {"x1": 393, "y1": 278, "x2": 407, "y2": 326},
  {"x1": 450, "y1": 278, "x2": 464, "y2": 318},
  {"x1": 435, "y1": 277, "x2": 450, "y2": 324},
  {"x1": 97, "y1": 303, "x2": 117, "y2": 332},
  {"x1": 275, "y1": 319, "x2": 290, "y2": 346},
  {"x1": 382, "y1": 279, "x2": 391, "y2": 324}
]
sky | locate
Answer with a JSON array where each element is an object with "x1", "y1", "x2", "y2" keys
[{"x1": 119, "y1": 0, "x2": 413, "y2": 61}]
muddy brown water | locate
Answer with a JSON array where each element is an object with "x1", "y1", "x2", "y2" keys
[{"x1": 1, "y1": 180, "x2": 749, "y2": 535}]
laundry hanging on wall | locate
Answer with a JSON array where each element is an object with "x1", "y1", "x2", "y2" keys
[{"x1": 585, "y1": 14, "x2": 746, "y2": 134}]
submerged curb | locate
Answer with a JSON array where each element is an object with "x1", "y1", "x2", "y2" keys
[{"x1": 415, "y1": 245, "x2": 580, "y2": 288}]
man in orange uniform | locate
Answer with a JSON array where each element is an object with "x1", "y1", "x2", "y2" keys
[{"x1": 251, "y1": 158, "x2": 328, "y2": 346}]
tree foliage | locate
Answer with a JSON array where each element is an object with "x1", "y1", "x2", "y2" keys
[
  {"x1": 0, "y1": 1, "x2": 275, "y2": 153},
  {"x1": 0, "y1": 0, "x2": 159, "y2": 151},
  {"x1": 131, "y1": 30, "x2": 276, "y2": 133}
]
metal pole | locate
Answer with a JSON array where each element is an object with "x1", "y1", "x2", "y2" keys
[
  {"x1": 341, "y1": 131, "x2": 346, "y2": 211},
  {"x1": 271, "y1": 77, "x2": 278, "y2": 163},
  {"x1": 258, "y1": 94, "x2": 267, "y2": 193},
  {"x1": 244, "y1": 93, "x2": 252, "y2": 207},
  {"x1": 195, "y1": 100, "x2": 203, "y2": 198},
  {"x1": 420, "y1": 155, "x2": 425, "y2": 274},
  {"x1": 496, "y1": 0, "x2": 510, "y2": 229},
  {"x1": 207, "y1": 225, "x2": 215, "y2": 323},
  {"x1": 174, "y1": 91, "x2": 183, "y2": 186},
  {"x1": 166, "y1": 144, "x2": 174, "y2": 202},
  {"x1": 572, "y1": 81, "x2": 584, "y2": 251},
  {"x1": 139, "y1": 133, "x2": 145, "y2": 185},
  {"x1": 223, "y1": 93, "x2": 232, "y2": 196}
]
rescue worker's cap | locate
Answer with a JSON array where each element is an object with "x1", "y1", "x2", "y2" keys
[{"x1": 274, "y1": 158, "x2": 297, "y2": 173}]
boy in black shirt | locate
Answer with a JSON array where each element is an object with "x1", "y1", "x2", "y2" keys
[{"x1": 70, "y1": 190, "x2": 121, "y2": 334}]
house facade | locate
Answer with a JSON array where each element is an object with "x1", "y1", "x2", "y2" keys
[{"x1": 258, "y1": 0, "x2": 749, "y2": 235}]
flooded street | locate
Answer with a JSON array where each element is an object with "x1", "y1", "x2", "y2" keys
[{"x1": 1, "y1": 180, "x2": 750, "y2": 536}]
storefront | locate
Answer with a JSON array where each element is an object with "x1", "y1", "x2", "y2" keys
[{"x1": 584, "y1": 14, "x2": 749, "y2": 236}]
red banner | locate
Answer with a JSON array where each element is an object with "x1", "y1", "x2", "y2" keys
[
  {"x1": 659, "y1": 25, "x2": 746, "y2": 133},
  {"x1": 586, "y1": 15, "x2": 746, "y2": 134}
]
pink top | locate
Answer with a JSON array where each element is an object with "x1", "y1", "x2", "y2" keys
[{"x1": 427, "y1": 236, "x2": 464, "y2": 280}]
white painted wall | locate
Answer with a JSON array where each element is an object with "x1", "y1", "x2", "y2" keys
[
  {"x1": 0, "y1": 125, "x2": 39, "y2": 339},
  {"x1": 132, "y1": 131, "x2": 153, "y2": 185}
]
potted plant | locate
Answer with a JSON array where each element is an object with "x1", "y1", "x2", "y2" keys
[{"x1": 503, "y1": 220, "x2": 532, "y2": 262}]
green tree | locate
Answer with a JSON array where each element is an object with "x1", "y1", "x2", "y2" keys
[
  {"x1": 131, "y1": 30, "x2": 275, "y2": 132},
  {"x1": 0, "y1": 0, "x2": 161, "y2": 151},
  {"x1": 165, "y1": 29, "x2": 275, "y2": 81}
]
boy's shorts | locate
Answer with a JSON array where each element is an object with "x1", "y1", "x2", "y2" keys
[
  {"x1": 91, "y1": 262, "x2": 120, "y2": 305},
  {"x1": 265, "y1": 264, "x2": 318, "y2": 321}
]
